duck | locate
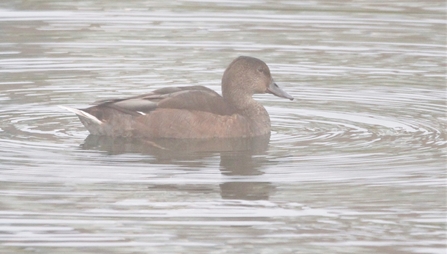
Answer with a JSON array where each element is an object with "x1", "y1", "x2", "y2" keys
[{"x1": 60, "y1": 56, "x2": 294, "y2": 138}]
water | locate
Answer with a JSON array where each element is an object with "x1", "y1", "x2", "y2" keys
[{"x1": 0, "y1": 1, "x2": 445, "y2": 253}]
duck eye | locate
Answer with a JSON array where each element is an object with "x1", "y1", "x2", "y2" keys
[{"x1": 257, "y1": 68, "x2": 264, "y2": 74}]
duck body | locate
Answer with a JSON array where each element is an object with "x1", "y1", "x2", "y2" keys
[{"x1": 61, "y1": 56, "x2": 293, "y2": 139}]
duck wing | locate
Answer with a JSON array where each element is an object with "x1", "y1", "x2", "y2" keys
[{"x1": 88, "y1": 86, "x2": 234, "y2": 116}]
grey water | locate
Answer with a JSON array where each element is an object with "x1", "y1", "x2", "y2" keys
[{"x1": 0, "y1": 1, "x2": 445, "y2": 253}]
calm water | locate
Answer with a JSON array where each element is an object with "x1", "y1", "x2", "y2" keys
[{"x1": 0, "y1": 1, "x2": 445, "y2": 253}]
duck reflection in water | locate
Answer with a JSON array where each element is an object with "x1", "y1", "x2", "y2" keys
[{"x1": 82, "y1": 134, "x2": 274, "y2": 200}]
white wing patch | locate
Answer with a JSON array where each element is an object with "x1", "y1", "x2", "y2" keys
[{"x1": 58, "y1": 105, "x2": 103, "y2": 125}]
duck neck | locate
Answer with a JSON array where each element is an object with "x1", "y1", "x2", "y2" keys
[
  {"x1": 223, "y1": 88, "x2": 271, "y2": 134},
  {"x1": 223, "y1": 90, "x2": 251, "y2": 111},
  {"x1": 222, "y1": 79, "x2": 253, "y2": 109},
  {"x1": 222, "y1": 85, "x2": 270, "y2": 136}
]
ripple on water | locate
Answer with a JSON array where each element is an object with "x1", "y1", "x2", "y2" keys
[{"x1": 0, "y1": 1, "x2": 445, "y2": 253}]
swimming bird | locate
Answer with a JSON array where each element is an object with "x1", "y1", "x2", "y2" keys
[{"x1": 60, "y1": 56, "x2": 293, "y2": 138}]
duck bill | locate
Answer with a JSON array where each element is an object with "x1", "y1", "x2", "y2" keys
[{"x1": 266, "y1": 81, "x2": 294, "y2": 100}]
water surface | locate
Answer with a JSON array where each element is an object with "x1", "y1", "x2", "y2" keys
[{"x1": 0, "y1": 1, "x2": 445, "y2": 253}]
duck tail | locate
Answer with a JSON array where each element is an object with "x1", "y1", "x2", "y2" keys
[{"x1": 58, "y1": 105, "x2": 103, "y2": 125}]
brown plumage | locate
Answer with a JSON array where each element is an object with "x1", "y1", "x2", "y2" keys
[{"x1": 60, "y1": 56, "x2": 294, "y2": 138}]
